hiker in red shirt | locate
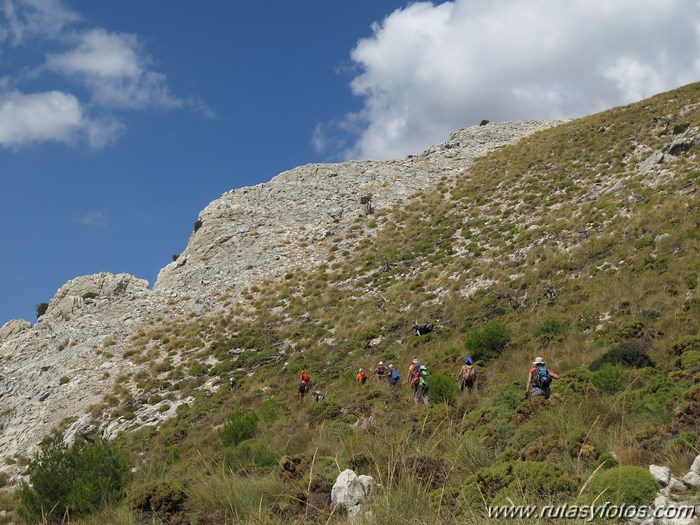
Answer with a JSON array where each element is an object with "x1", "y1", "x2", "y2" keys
[{"x1": 298, "y1": 369, "x2": 311, "y2": 401}]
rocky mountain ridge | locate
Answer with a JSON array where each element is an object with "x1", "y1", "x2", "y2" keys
[{"x1": 0, "y1": 119, "x2": 561, "y2": 485}]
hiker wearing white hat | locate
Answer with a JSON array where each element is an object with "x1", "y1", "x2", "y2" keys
[
  {"x1": 525, "y1": 357, "x2": 559, "y2": 399},
  {"x1": 374, "y1": 360, "x2": 387, "y2": 382}
]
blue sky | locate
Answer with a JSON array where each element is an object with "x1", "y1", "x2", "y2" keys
[{"x1": 2, "y1": 0, "x2": 700, "y2": 325}]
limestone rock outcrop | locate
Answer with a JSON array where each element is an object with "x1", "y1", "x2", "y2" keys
[{"x1": 154, "y1": 120, "x2": 561, "y2": 302}]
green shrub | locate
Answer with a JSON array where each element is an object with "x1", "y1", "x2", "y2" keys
[
  {"x1": 464, "y1": 322, "x2": 511, "y2": 361},
  {"x1": 670, "y1": 336, "x2": 700, "y2": 356},
  {"x1": 308, "y1": 400, "x2": 341, "y2": 419},
  {"x1": 19, "y1": 435, "x2": 129, "y2": 522},
  {"x1": 590, "y1": 341, "x2": 653, "y2": 370},
  {"x1": 586, "y1": 466, "x2": 657, "y2": 506},
  {"x1": 534, "y1": 317, "x2": 568, "y2": 342},
  {"x1": 35, "y1": 302, "x2": 49, "y2": 319},
  {"x1": 220, "y1": 409, "x2": 257, "y2": 447},
  {"x1": 427, "y1": 372, "x2": 459, "y2": 405},
  {"x1": 129, "y1": 480, "x2": 187, "y2": 516},
  {"x1": 459, "y1": 461, "x2": 577, "y2": 507},
  {"x1": 59, "y1": 376, "x2": 71, "y2": 385},
  {"x1": 673, "y1": 122, "x2": 690, "y2": 134},
  {"x1": 628, "y1": 373, "x2": 693, "y2": 422},
  {"x1": 590, "y1": 363, "x2": 627, "y2": 393},
  {"x1": 679, "y1": 350, "x2": 700, "y2": 373}
]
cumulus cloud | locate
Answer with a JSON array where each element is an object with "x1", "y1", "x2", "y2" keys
[
  {"x1": 0, "y1": 90, "x2": 82, "y2": 146},
  {"x1": 46, "y1": 28, "x2": 182, "y2": 109},
  {"x1": 318, "y1": 0, "x2": 700, "y2": 160},
  {"x1": 0, "y1": 0, "x2": 203, "y2": 149},
  {"x1": 0, "y1": 90, "x2": 124, "y2": 148}
]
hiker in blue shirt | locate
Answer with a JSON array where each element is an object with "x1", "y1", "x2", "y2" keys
[{"x1": 387, "y1": 364, "x2": 400, "y2": 396}]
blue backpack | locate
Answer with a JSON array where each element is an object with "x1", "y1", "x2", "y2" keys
[
  {"x1": 390, "y1": 368, "x2": 400, "y2": 381},
  {"x1": 533, "y1": 364, "x2": 551, "y2": 388}
]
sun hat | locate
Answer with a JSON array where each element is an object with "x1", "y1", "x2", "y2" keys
[
  {"x1": 379, "y1": 361, "x2": 384, "y2": 365},
  {"x1": 533, "y1": 357, "x2": 545, "y2": 365},
  {"x1": 412, "y1": 358, "x2": 419, "y2": 364},
  {"x1": 420, "y1": 365, "x2": 427, "y2": 370}
]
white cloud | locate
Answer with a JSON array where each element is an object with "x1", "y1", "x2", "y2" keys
[
  {"x1": 46, "y1": 28, "x2": 182, "y2": 109},
  {"x1": 0, "y1": 90, "x2": 82, "y2": 146},
  {"x1": 0, "y1": 0, "x2": 204, "y2": 149},
  {"x1": 320, "y1": 0, "x2": 700, "y2": 160},
  {"x1": 0, "y1": 90, "x2": 124, "y2": 148},
  {"x1": 74, "y1": 211, "x2": 107, "y2": 226},
  {"x1": 1, "y1": 0, "x2": 80, "y2": 44}
]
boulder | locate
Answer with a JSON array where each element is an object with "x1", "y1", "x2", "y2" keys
[
  {"x1": 681, "y1": 471, "x2": 700, "y2": 488},
  {"x1": 667, "y1": 476, "x2": 687, "y2": 492},
  {"x1": 690, "y1": 455, "x2": 700, "y2": 476},
  {"x1": 331, "y1": 469, "x2": 375, "y2": 519},
  {"x1": 650, "y1": 465, "x2": 671, "y2": 485}
]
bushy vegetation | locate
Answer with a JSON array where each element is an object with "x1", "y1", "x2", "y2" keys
[
  {"x1": 219, "y1": 408, "x2": 258, "y2": 446},
  {"x1": 586, "y1": 466, "x2": 658, "y2": 506},
  {"x1": 19, "y1": 435, "x2": 129, "y2": 523},
  {"x1": 463, "y1": 322, "x2": 511, "y2": 361},
  {"x1": 589, "y1": 341, "x2": 653, "y2": 371}
]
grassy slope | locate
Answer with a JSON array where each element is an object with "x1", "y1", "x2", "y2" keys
[{"x1": 12, "y1": 84, "x2": 700, "y2": 524}]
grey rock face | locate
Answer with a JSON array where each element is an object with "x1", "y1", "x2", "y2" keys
[
  {"x1": 154, "y1": 120, "x2": 562, "y2": 301},
  {"x1": 0, "y1": 272, "x2": 165, "y2": 483}
]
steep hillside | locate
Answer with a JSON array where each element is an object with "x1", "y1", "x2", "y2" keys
[
  {"x1": 3, "y1": 83, "x2": 700, "y2": 524},
  {"x1": 0, "y1": 120, "x2": 558, "y2": 484}
]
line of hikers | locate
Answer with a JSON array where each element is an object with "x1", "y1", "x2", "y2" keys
[{"x1": 296, "y1": 355, "x2": 558, "y2": 403}]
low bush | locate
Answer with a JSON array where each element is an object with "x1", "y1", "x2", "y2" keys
[
  {"x1": 679, "y1": 350, "x2": 700, "y2": 373},
  {"x1": 590, "y1": 363, "x2": 627, "y2": 393},
  {"x1": 586, "y1": 466, "x2": 657, "y2": 506},
  {"x1": 459, "y1": 461, "x2": 577, "y2": 507},
  {"x1": 129, "y1": 480, "x2": 187, "y2": 517},
  {"x1": 427, "y1": 372, "x2": 459, "y2": 405},
  {"x1": 534, "y1": 317, "x2": 569, "y2": 342},
  {"x1": 464, "y1": 322, "x2": 511, "y2": 361},
  {"x1": 590, "y1": 341, "x2": 653, "y2": 371}
]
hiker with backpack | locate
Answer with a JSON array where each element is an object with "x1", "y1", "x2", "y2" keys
[
  {"x1": 387, "y1": 364, "x2": 400, "y2": 396},
  {"x1": 298, "y1": 369, "x2": 311, "y2": 401},
  {"x1": 417, "y1": 365, "x2": 430, "y2": 405},
  {"x1": 525, "y1": 357, "x2": 559, "y2": 400},
  {"x1": 407, "y1": 358, "x2": 419, "y2": 385},
  {"x1": 458, "y1": 357, "x2": 477, "y2": 392},
  {"x1": 374, "y1": 361, "x2": 387, "y2": 382},
  {"x1": 409, "y1": 361, "x2": 424, "y2": 404},
  {"x1": 356, "y1": 368, "x2": 369, "y2": 384}
]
